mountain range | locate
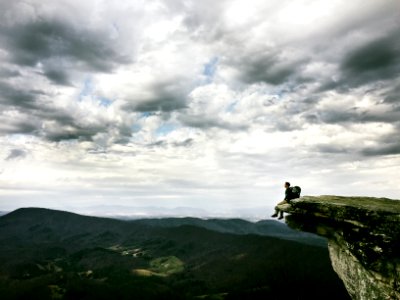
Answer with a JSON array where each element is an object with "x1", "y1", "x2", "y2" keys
[{"x1": 0, "y1": 208, "x2": 350, "y2": 299}]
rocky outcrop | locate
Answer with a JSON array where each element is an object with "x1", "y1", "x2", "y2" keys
[{"x1": 277, "y1": 195, "x2": 400, "y2": 300}]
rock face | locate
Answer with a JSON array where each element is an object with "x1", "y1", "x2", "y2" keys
[{"x1": 277, "y1": 195, "x2": 400, "y2": 300}]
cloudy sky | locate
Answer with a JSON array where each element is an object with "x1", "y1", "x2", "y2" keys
[{"x1": 0, "y1": 0, "x2": 399, "y2": 218}]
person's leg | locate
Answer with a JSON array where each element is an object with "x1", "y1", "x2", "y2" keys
[
  {"x1": 277, "y1": 200, "x2": 288, "y2": 219},
  {"x1": 271, "y1": 200, "x2": 287, "y2": 218}
]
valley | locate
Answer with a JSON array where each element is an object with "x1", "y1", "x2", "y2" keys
[{"x1": 0, "y1": 208, "x2": 350, "y2": 299}]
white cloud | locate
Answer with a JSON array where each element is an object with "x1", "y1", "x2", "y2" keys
[{"x1": 0, "y1": 0, "x2": 399, "y2": 217}]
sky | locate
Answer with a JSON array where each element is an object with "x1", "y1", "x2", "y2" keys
[{"x1": 0, "y1": 0, "x2": 399, "y2": 219}]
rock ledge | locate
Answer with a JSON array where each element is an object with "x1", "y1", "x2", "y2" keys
[
  {"x1": 278, "y1": 195, "x2": 400, "y2": 236},
  {"x1": 277, "y1": 195, "x2": 400, "y2": 300}
]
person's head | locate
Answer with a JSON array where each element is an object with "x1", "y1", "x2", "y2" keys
[{"x1": 284, "y1": 182, "x2": 290, "y2": 188}]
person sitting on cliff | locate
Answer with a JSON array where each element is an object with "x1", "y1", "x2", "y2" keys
[{"x1": 271, "y1": 182, "x2": 296, "y2": 220}]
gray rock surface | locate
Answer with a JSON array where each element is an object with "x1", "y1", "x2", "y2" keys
[{"x1": 278, "y1": 195, "x2": 400, "y2": 300}]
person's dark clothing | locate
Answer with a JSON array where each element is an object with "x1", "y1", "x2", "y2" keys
[
  {"x1": 272, "y1": 185, "x2": 296, "y2": 219},
  {"x1": 284, "y1": 187, "x2": 293, "y2": 202},
  {"x1": 284, "y1": 187, "x2": 297, "y2": 203},
  {"x1": 284, "y1": 186, "x2": 300, "y2": 203}
]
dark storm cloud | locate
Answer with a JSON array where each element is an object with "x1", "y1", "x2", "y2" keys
[
  {"x1": 5, "y1": 149, "x2": 27, "y2": 161},
  {"x1": 0, "y1": 94, "x2": 131, "y2": 143},
  {"x1": 146, "y1": 140, "x2": 166, "y2": 148},
  {"x1": 0, "y1": 19, "x2": 129, "y2": 84},
  {"x1": 33, "y1": 104, "x2": 120, "y2": 143},
  {"x1": 173, "y1": 138, "x2": 193, "y2": 147},
  {"x1": 132, "y1": 95, "x2": 185, "y2": 112},
  {"x1": 42, "y1": 123, "x2": 110, "y2": 143},
  {"x1": 43, "y1": 128, "x2": 97, "y2": 142},
  {"x1": 361, "y1": 143, "x2": 400, "y2": 157},
  {"x1": 179, "y1": 114, "x2": 247, "y2": 131},
  {"x1": 143, "y1": 138, "x2": 193, "y2": 149},
  {"x1": 231, "y1": 50, "x2": 306, "y2": 86},
  {"x1": 125, "y1": 81, "x2": 188, "y2": 113},
  {"x1": 13, "y1": 120, "x2": 39, "y2": 134},
  {"x1": 178, "y1": 116, "x2": 219, "y2": 129},
  {"x1": 307, "y1": 106, "x2": 400, "y2": 126},
  {"x1": 0, "y1": 68, "x2": 21, "y2": 78},
  {"x1": 38, "y1": 112, "x2": 94, "y2": 142},
  {"x1": 340, "y1": 31, "x2": 400, "y2": 88},
  {"x1": 40, "y1": 115, "x2": 132, "y2": 143},
  {"x1": 383, "y1": 83, "x2": 400, "y2": 104},
  {"x1": 0, "y1": 117, "x2": 39, "y2": 136},
  {"x1": 313, "y1": 139, "x2": 400, "y2": 158},
  {"x1": 315, "y1": 144, "x2": 350, "y2": 155},
  {"x1": 361, "y1": 127, "x2": 400, "y2": 156},
  {"x1": 0, "y1": 81, "x2": 40, "y2": 110},
  {"x1": 316, "y1": 108, "x2": 360, "y2": 124},
  {"x1": 43, "y1": 69, "x2": 71, "y2": 86},
  {"x1": 274, "y1": 120, "x2": 300, "y2": 132},
  {"x1": 0, "y1": 17, "x2": 133, "y2": 143}
]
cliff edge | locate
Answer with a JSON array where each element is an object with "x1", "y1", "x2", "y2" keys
[{"x1": 277, "y1": 195, "x2": 400, "y2": 300}]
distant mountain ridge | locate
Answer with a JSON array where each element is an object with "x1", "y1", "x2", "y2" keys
[
  {"x1": 0, "y1": 207, "x2": 349, "y2": 300},
  {"x1": 133, "y1": 217, "x2": 326, "y2": 246},
  {"x1": 1, "y1": 208, "x2": 325, "y2": 246}
]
